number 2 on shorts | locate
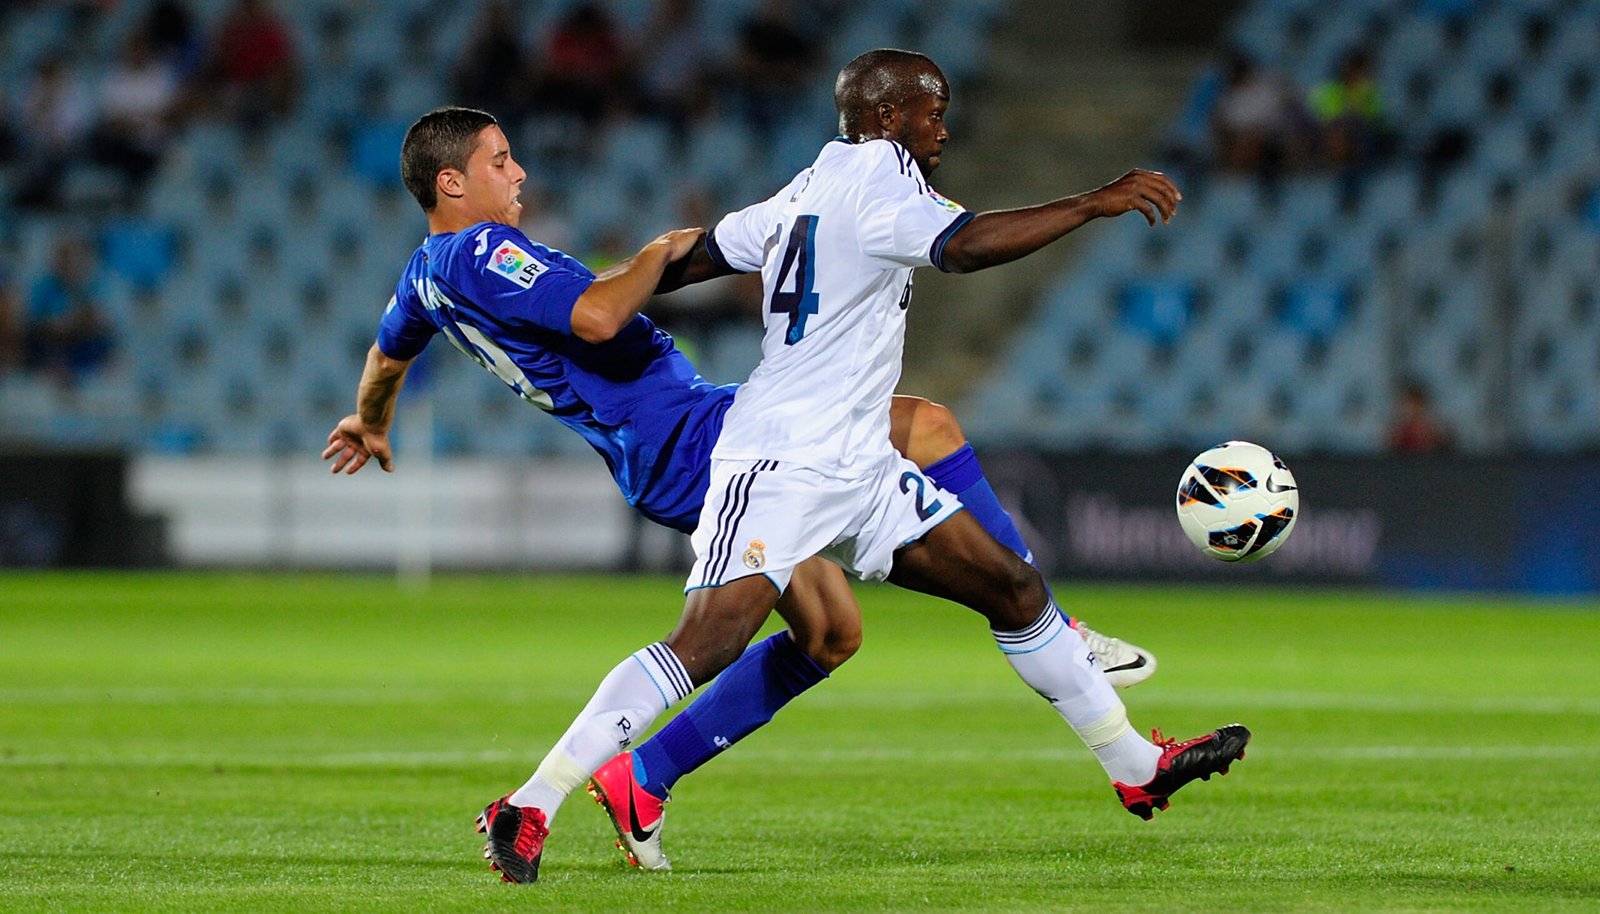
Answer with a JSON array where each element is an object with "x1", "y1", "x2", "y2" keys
[{"x1": 899, "y1": 471, "x2": 944, "y2": 521}]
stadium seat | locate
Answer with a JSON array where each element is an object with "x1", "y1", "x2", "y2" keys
[
  {"x1": 100, "y1": 219, "x2": 176, "y2": 291},
  {"x1": 349, "y1": 121, "x2": 411, "y2": 187},
  {"x1": 683, "y1": 116, "x2": 757, "y2": 187},
  {"x1": 1119, "y1": 275, "x2": 1196, "y2": 344},
  {"x1": 1278, "y1": 276, "x2": 1349, "y2": 340}
]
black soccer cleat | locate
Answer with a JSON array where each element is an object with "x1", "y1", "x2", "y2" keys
[
  {"x1": 476, "y1": 796, "x2": 550, "y2": 883},
  {"x1": 1112, "y1": 724, "x2": 1251, "y2": 820}
]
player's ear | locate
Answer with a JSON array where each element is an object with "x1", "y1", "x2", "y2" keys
[
  {"x1": 876, "y1": 101, "x2": 898, "y2": 134},
  {"x1": 436, "y1": 168, "x2": 466, "y2": 202}
]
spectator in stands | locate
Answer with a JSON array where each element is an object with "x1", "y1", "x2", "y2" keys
[
  {"x1": 637, "y1": 0, "x2": 714, "y2": 141},
  {"x1": 24, "y1": 238, "x2": 114, "y2": 389},
  {"x1": 534, "y1": 3, "x2": 631, "y2": 128},
  {"x1": 13, "y1": 55, "x2": 94, "y2": 210},
  {"x1": 93, "y1": 32, "x2": 183, "y2": 196},
  {"x1": 204, "y1": 0, "x2": 298, "y2": 128},
  {"x1": 1309, "y1": 48, "x2": 1390, "y2": 172},
  {"x1": 1211, "y1": 51, "x2": 1310, "y2": 179},
  {"x1": 1388, "y1": 380, "x2": 1452, "y2": 453},
  {"x1": 732, "y1": 0, "x2": 818, "y2": 135},
  {"x1": 454, "y1": 1, "x2": 529, "y2": 123},
  {"x1": 144, "y1": 0, "x2": 203, "y2": 80},
  {"x1": 0, "y1": 267, "x2": 22, "y2": 376}
]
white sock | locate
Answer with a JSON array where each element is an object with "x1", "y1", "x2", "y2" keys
[
  {"x1": 507, "y1": 642, "x2": 693, "y2": 822},
  {"x1": 993, "y1": 602, "x2": 1161, "y2": 785}
]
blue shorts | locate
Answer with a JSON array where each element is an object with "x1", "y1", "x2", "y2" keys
[{"x1": 625, "y1": 384, "x2": 737, "y2": 533}]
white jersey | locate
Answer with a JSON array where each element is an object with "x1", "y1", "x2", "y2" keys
[{"x1": 705, "y1": 138, "x2": 972, "y2": 475}]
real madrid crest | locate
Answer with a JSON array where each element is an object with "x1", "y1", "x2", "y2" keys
[{"x1": 742, "y1": 539, "x2": 766, "y2": 570}]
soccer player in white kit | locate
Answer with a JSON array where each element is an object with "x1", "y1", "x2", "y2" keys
[{"x1": 479, "y1": 49, "x2": 1251, "y2": 883}]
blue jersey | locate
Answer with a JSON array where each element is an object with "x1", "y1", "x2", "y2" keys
[{"x1": 377, "y1": 222, "x2": 735, "y2": 531}]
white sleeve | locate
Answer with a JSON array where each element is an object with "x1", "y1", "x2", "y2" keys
[
  {"x1": 856, "y1": 144, "x2": 974, "y2": 272},
  {"x1": 706, "y1": 176, "x2": 804, "y2": 273}
]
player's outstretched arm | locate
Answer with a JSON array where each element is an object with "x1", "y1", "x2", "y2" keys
[
  {"x1": 940, "y1": 169, "x2": 1181, "y2": 274},
  {"x1": 323, "y1": 343, "x2": 411, "y2": 474},
  {"x1": 653, "y1": 232, "x2": 742, "y2": 294},
  {"x1": 570, "y1": 228, "x2": 704, "y2": 343}
]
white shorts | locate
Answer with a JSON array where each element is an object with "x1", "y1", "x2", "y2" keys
[{"x1": 686, "y1": 455, "x2": 964, "y2": 593}]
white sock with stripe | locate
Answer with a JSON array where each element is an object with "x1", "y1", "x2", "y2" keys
[
  {"x1": 508, "y1": 642, "x2": 693, "y2": 823},
  {"x1": 993, "y1": 602, "x2": 1161, "y2": 785}
]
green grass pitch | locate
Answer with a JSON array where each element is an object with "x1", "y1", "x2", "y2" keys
[{"x1": 2, "y1": 572, "x2": 1598, "y2": 913}]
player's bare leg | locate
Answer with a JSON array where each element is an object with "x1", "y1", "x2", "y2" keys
[
  {"x1": 773, "y1": 557, "x2": 863, "y2": 672},
  {"x1": 891, "y1": 395, "x2": 1155, "y2": 686},
  {"x1": 665, "y1": 576, "x2": 785, "y2": 682},
  {"x1": 887, "y1": 512, "x2": 1247, "y2": 815}
]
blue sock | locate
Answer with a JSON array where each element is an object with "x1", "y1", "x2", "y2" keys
[
  {"x1": 632, "y1": 631, "x2": 826, "y2": 799},
  {"x1": 923, "y1": 443, "x2": 1072, "y2": 622}
]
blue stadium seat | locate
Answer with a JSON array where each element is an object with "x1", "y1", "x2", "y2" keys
[
  {"x1": 1206, "y1": 277, "x2": 1272, "y2": 342},
  {"x1": 1547, "y1": 8, "x2": 1600, "y2": 66},
  {"x1": 1119, "y1": 275, "x2": 1196, "y2": 344},
  {"x1": 684, "y1": 115, "x2": 757, "y2": 187},
  {"x1": 1471, "y1": 115, "x2": 1537, "y2": 173},
  {"x1": 1425, "y1": 69, "x2": 1486, "y2": 126},
  {"x1": 100, "y1": 219, "x2": 176, "y2": 291},
  {"x1": 1277, "y1": 275, "x2": 1349, "y2": 340},
  {"x1": 1548, "y1": 120, "x2": 1600, "y2": 173},
  {"x1": 598, "y1": 118, "x2": 676, "y2": 188},
  {"x1": 181, "y1": 122, "x2": 247, "y2": 183},
  {"x1": 1461, "y1": 9, "x2": 1530, "y2": 72},
  {"x1": 349, "y1": 121, "x2": 411, "y2": 187},
  {"x1": 1242, "y1": 218, "x2": 1308, "y2": 284},
  {"x1": 1200, "y1": 177, "x2": 1268, "y2": 232}
]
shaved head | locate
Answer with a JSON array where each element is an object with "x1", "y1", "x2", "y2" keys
[{"x1": 834, "y1": 48, "x2": 948, "y2": 140}]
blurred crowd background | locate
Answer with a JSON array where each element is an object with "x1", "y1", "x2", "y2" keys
[{"x1": 1, "y1": 0, "x2": 1597, "y2": 460}]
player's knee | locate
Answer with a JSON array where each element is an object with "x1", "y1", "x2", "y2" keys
[
  {"x1": 897, "y1": 397, "x2": 967, "y2": 467},
  {"x1": 787, "y1": 618, "x2": 860, "y2": 672},
  {"x1": 993, "y1": 559, "x2": 1049, "y2": 631},
  {"x1": 815, "y1": 619, "x2": 862, "y2": 672}
]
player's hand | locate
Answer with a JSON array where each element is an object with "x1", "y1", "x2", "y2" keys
[
  {"x1": 1090, "y1": 169, "x2": 1182, "y2": 226},
  {"x1": 652, "y1": 227, "x2": 705, "y2": 261},
  {"x1": 323, "y1": 414, "x2": 394, "y2": 474}
]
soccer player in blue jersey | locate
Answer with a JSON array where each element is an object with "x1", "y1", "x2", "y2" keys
[{"x1": 322, "y1": 105, "x2": 1172, "y2": 884}]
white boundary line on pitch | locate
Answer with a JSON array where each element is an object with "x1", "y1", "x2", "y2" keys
[
  {"x1": 801, "y1": 688, "x2": 1600, "y2": 716},
  {"x1": 4, "y1": 686, "x2": 1600, "y2": 716},
  {"x1": 0, "y1": 744, "x2": 1593, "y2": 769},
  {"x1": 0, "y1": 685, "x2": 593, "y2": 705}
]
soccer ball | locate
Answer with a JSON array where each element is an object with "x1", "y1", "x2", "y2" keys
[{"x1": 1175, "y1": 441, "x2": 1299, "y2": 563}]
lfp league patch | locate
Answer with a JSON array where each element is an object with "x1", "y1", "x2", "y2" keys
[
  {"x1": 926, "y1": 189, "x2": 964, "y2": 214},
  {"x1": 488, "y1": 240, "x2": 548, "y2": 289}
]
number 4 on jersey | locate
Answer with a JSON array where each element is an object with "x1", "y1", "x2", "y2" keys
[{"x1": 770, "y1": 215, "x2": 820, "y2": 345}]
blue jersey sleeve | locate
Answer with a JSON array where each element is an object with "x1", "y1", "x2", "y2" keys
[
  {"x1": 376, "y1": 281, "x2": 437, "y2": 360},
  {"x1": 454, "y1": 224, "x2": 594, "y2": 334}
]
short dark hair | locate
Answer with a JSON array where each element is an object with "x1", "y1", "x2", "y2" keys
[
  {"x1": 400, "y1": 106, "x2": 498, "y2": 211},
  {"x1": 834, "y1": 48, "x2": 943, "y2": 138}
]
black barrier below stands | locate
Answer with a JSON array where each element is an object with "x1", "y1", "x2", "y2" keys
[
  {"x1": 980, "y1": 452, "x2": 1600, "y2": 594},
  {"x1": 0, "y1": 449, "x2": 167, "y2": 568}
]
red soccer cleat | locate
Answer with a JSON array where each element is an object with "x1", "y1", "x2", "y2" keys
[
  {"x1": 475, "y1": 796, "x2": 549, "y2": 883},
  {"x1": 1113, "y1": 724, "x2": 1251, "y2": 820},
  {"x1": 586, "y1": 752, "x2": 671, "y2": 871}
]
